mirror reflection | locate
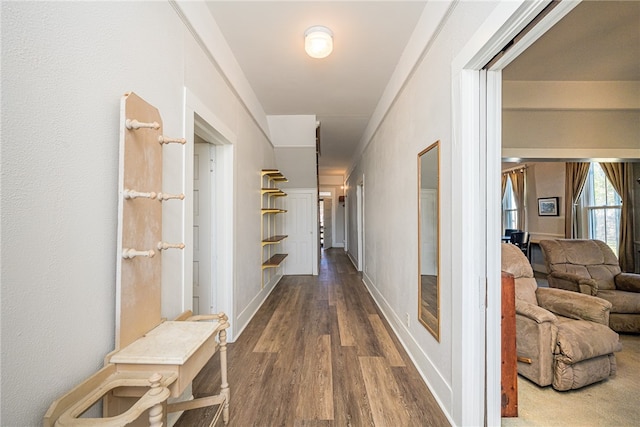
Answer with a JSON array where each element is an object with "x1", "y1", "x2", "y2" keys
[{"x1": 418, "y1": 141, "x2": 440, "y2": 340}]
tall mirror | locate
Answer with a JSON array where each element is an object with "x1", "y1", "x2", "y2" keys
[{"x1": 418, "y1": 141, "x2": 440, "y2": 340}]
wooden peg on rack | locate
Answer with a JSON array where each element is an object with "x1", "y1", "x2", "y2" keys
[
  {"x1": 157, "y1": 242, "x2": 185, "y2": 251},
  {"x1": 122, "y1": 248, "x2": 156, "y2": 259},
  {"x1": 158, "y1": 135, "x2": 186, "y2": 145},
  {"x1": 125, "y1": 118, "x2": 160, "y2": 130},
  {"x1": 123, "y1": 189, "x2": 157, "y2": 200},
  {"x1": 157, "y1": 192, "x2": 185, "y2": 201}
]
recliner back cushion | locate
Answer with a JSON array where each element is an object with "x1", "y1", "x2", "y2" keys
[
  {"x1": 501, "y1": 243, "x2": 538, "y2": 305},
  {"x1": 515, "y1": 277, "x2": 539, "y2": 306},
  {"x1": 501, "y1": 243, "x2": 533, "y2": 279},
  {"x1": 540, "y1": 239, "x2": 620, "y2": 290}
]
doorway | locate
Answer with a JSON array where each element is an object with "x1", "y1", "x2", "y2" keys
[
  {"x1": 319, "y1": 190, "x2": 334, "y2": 250},
  {"x1": 356, "y1": 179, "x2": 364, "y2": 272},
  {"x1": 184, "y1": 88, "x2": 236, "y2": 339},
  {"x1": 193, "y1": 139, "x2": 216, "y2": 315},
  {"x1": 448, "y1": 0, "x2": 586, "y2": 423},
  {"x1": 283, "y1": 189, "x2": 318, "y2": 275}
]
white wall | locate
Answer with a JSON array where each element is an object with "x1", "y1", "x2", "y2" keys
[
  {"x1": 267, "y1": 115, "x2": 317, "y2": 147},
  {"x1": 1, "y1": 2, "x2": 275, "y2": 424},
  {"x1": 525, "y1": 162, "x2": 566, "y2": 240},
  {"x1": 275, "y1": 147, "x2": 318, "y2": 189},
  {"x1": 346, "y1": 1, "x2": 499, "y2": 424},
  {"x1": 503, "y1": 81, "x2": 640, "y2": 159},
  {"x1": 268, "y1": 115, "x2": 318, "y2": 189}
]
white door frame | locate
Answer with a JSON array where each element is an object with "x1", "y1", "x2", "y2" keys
[
  {"x1": 183, "y1": 88, "x2": 236, "y2": 340},
  {"x1": 319, "y1": 187, "x2": 336, "y2": 249},
  {"x1": 283, "y1": 188, "x2": 319, "y2": 276},
  {"x1": 452, "y1": 1, "x2": 579, "y2": 424},
  {"x1": 193, "y1": 140, "x2": 215, "y2": 316},
  {"x1": 356, "y1": 177, "x2": 365, "y2": 272}
]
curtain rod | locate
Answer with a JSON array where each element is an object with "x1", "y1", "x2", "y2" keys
[{"x1": 502, "y1": 164, "x2": 528, "y2": 174}]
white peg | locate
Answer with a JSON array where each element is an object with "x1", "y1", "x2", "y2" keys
[
  {"x1": 157, "y1": 192, "x2": 185, "y2": 201},
  {"x1": 158, "y1": 135, "x2": 186, "y2": 145},
  {"x1": 157, "y1": 242, "x2": 185, "y2": 251},
  {"x1": 122, "y1": 248, "x2": 155, "y2": 259},
  {"x1": 125, "y1": 119, "x2": 160, "y2": 130},
  {"x1": 123, "y1": 189, "x2": 157, "y2": 200}
]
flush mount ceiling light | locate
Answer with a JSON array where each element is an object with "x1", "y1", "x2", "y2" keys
[{"x1": 304, "y1": 26, "x2": 333, "y2": 59}]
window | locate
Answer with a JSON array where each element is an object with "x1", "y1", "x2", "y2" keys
[
  {"x1": 502, "y1": 175, "x2": 517, "y2": 231},
  {"x1": 580, "y1": 163, "x2": 621, "y2": 255}
]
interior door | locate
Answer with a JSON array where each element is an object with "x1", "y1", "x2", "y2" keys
[
  {"x1": 284, "y1": 192, "x2": 314, "y2": 275},
  {"x1": 193, "y1": 142, "x2": 214, "y2": 315},
  {"x1": 323, "y1": 197, "x2": 333, "y2": 249}
]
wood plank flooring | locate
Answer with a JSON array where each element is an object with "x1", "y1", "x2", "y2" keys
[{"x1": 175, "y1": 248, "x2": 449, "y2": 427}]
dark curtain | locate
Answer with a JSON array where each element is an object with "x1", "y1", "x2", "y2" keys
[
  {"x1": 564, "y1": 162, "x2": 590, "y2": 238},
  {"x1": 509, "y1": 170, "x2": 526, "y2": 231},
  {"x1": 600, "y1": 162, "x2": 635, "y2": 272}
]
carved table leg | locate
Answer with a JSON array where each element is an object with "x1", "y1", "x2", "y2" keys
[
  {"x1": 148, "y1": 373, "x2": 165, "y2": 427},
  {"x1": 219, "y1": 328, "x2": 230, "y2": 424}
]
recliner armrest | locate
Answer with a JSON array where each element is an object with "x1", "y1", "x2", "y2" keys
[
  {"x1": 515, "y1": 299, "x2": 557, "y2": 324},
  {"x1": 536, "y1": 287, "x2": 611, "y2": 325},
  {"x1": 548, "y1": 271, "x2": 598, "y2": 295},
  {"x1": 615, "y1": 273, "x2": 640, "y2": 293}
]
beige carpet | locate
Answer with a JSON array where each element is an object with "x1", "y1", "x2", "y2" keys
[{"x1": 502, "y1": 334, "x2": 640, "y2": 426}]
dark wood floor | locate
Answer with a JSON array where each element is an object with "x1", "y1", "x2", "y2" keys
[{"x1": 175, "y1": 248, "x2": 449, "y2": 426}]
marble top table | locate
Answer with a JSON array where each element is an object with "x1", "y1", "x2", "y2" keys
[{"x1": 109, "y1": 320, "x2": 224, "y2": 397}]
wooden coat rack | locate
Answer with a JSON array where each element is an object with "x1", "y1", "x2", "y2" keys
[{"x1": 44, "y1": 92, "x2": 229, "y2": 427}]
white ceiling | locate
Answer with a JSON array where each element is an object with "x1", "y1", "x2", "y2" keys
[
  {"x1": 503, "y1": 1, "x2": 640, "y2": 81},
  {"x1": 206, "y1": 1, "x2": 426, "y2": 175},
  {"x1": 205, "y1": 1, "x2": 639, "y2": 176}
]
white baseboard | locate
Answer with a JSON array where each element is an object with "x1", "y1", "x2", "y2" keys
[
  {"x1": 360, "y1": 272, "x2": 454, "y2": 426},
  {"x1": 234, "y1": 273, "x2": 282, "y2": 338}
]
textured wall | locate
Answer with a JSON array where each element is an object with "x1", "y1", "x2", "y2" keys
[
  {"x1": 1, "y1": 2, "x2": 273, "y2": 424},
  {"x1": 345, "y1": 1, "x2": 499, "y2": 422}
]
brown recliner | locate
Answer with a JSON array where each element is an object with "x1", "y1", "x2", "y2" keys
[
  {"x1": 502, "y1": 243, "x2": 621, "y2": 391},
  {"x1": 540, "y1": 239, "x2": 640, "y2": 333}
]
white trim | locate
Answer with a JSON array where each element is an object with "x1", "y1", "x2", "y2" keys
[
  {"x1": 183, "y1": 88, "x2": 237, "y2": 341},
  {"x1": 284, "y1": 188, "x2": 319, "y2": 276},
  {"x1": 485, "y1": 69, "x2": 503, "y2": 427},
  {"x1": 452, "y1": 0, "x2": 587, "y2": 424},
  {"x1": 356, "y1": 177, "x2": 365, "y2": 272},
  {"x1": 171, "y1": 0, "x2": 271, "y2": 144},
  {"x1": 452, "y1": 1, "x2": 563, "y2": 424},
  {"x1": 361, "y1": 271, "x2": 454, "y2": 425},
  {"x1": 234, "y1": 274, "x2": 281, "y2": 338},
  {"x1": 502, "y1": 148, "x2": 640, "y2": 161},
  {"x1": 271, "y1": 145, "x2": 315, "y2": 149},
  {"x1": 351, "y1": 1, "x2": 454, "y2": 172},
  {"x1": 319, "y1": 187, "x2": 336, "y2": 250},
  {"x1": 503, "y1": 81, "x2": 640, "y2": 110},
  {"x1": 487, "y1": 1, "x2": 582, "y2": 71},
  {"x1": 451, "y1": 67, "x2": 485, "y2": 426}
]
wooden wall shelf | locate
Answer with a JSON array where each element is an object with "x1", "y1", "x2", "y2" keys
[
  {"x1": 261, "y1": 208, "x2": 287, "y2": 214},
  {"x1": 261, "y1": 188, "x2": 287, "y2": 197},
  {"x1": 261, "y1": 169, "x2": 288, "y2": 182},
  {"x1": 261, "y1": 169, "x2": 288, "y2": 287},
  {"x1": 262, "y1": 235, "x2": 288, "y2": 245},
  {"x1": 262, "y1": 253, "x2": 288, "y2": 269}
]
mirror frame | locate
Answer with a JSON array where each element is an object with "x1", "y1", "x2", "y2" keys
[{"x1": 417, "y1": 141, "x2": 440, "y2": 341}]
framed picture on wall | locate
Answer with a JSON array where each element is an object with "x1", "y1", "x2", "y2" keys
[{"x1": 538, "y1": 197, "x2": 559, "y2": 216}]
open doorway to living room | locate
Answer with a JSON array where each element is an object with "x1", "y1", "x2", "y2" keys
[{"x1": 498, "y1": 1, "x2": 640, "y2": 425}]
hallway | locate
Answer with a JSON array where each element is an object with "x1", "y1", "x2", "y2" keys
[{"x1": 176, "y1": 248, "x2": 450, "y2": 426}]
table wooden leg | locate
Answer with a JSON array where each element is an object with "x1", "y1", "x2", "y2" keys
[{"x1": 219, "y1": 329, "x2": 230, "y2": 424}]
